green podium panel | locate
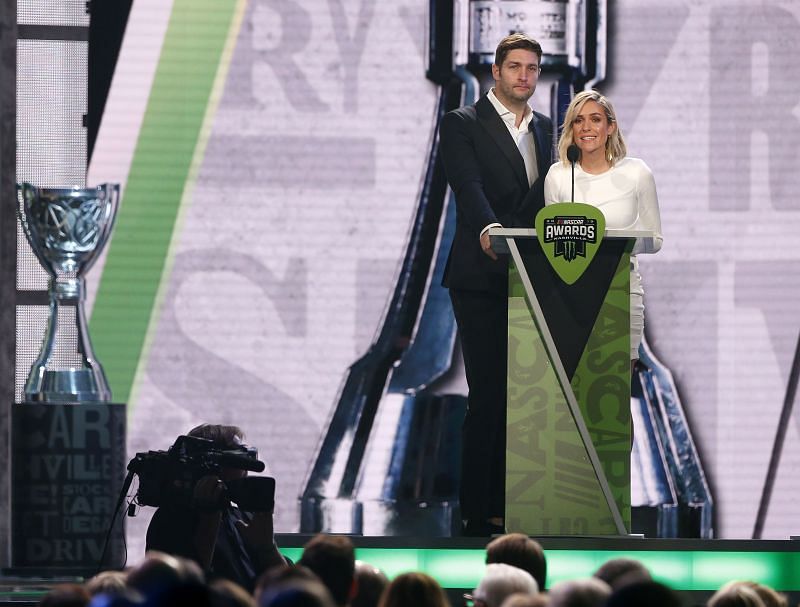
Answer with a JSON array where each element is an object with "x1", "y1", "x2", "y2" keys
[
  {"x1": 571, "y1": 253, "x2": 633, "y2": 527},
  {"x1": 501, "y1": 231, "x2": 636, "y2": 536}
]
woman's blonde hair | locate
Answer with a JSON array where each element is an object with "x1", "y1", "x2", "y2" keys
[{"x1": 557, "y1": 89, "x2": 627, "y2": 165}]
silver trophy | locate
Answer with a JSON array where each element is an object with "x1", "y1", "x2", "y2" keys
[{"x1": 17, "y1": 183, "x2": 120, "y2": 403}]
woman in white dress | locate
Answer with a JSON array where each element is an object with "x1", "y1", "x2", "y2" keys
[{"x1": 544, "y1": 90, "x2": 663, "y2": 365}]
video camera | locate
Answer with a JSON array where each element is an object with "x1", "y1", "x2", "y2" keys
[{"x1": 127, "y1": 435, "x2": 275, "y2": 512}]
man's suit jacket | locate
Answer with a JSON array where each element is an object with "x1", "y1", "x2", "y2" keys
[{"x1": 440, "y1": 94, "x2": 554, "y2": 294}]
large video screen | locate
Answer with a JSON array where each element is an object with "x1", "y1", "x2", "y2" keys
[{"x1": 86, "y1": 0, "x2": 800, "y2": 558}]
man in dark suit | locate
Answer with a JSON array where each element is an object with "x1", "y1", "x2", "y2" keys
[{"x1": 439, "y1": 33, "x2": 554, "y2": 536}]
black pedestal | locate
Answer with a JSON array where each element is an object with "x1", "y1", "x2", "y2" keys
[{"x1": 11, "y1": 402, "x2": 126, "y2": 572}]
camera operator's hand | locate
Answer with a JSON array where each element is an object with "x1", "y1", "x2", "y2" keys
[
  {"x1": 192, "y1": 475, "x2": 227, "y2": 510},
  {"x1": 236, "y1": 512, "x2": 286, "y2": 570},
  {"x1": 190, "y1": 475, "x2": 226, "y2": 570},
  {"x1": 235, "y1": 510, "x2": 271, "y2": 545}
]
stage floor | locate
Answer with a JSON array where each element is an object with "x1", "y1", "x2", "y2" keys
[{"x1": 3, "y1": 535, "x2": 799, "y2": 606}]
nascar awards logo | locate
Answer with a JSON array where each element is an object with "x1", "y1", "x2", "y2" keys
[
  {"x1": 543, "y1": 216, "x2": 598, "y2": 262},
  {"x1": 534, "y1": 203, "x2": 606, "y2": 285}
]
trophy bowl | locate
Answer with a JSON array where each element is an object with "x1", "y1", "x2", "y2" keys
[{"x1": 17, "y1": 183, "x2": 120, "y2": 403}]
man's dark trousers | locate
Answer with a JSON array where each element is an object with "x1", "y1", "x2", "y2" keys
[
  {"x1": 439, "y1": 94, "x2": 553, "y2": 525},
  {"x1": 450, "y1": 287, "x2": 509, "y2": 521}
]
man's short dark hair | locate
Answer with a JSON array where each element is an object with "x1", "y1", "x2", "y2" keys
[
  {"x1": 188, "y1": 424, "x2": 244, "y2": 450},
  {"x1": 606, "y1": 581, "x2": 681, "y2": 607},
  {"x1": 352, "y1": 561, "x2": 388, "y2": 607},
  {"x1": 593, "y1": 558, "x2": 651, "y2": 591},
  {"x1": 255, "y1": 564, "x2": 320, "y2": 603},
  {"x1": 485, "y1": 533, "x2": 547, "y2": 592},
  {"x1": 38, "y1": 584, "x2": 90, "y2": 607},
  {"x1": 494, "y1": 33, "x2": 543, "y2": 68},
  {"x1": 298, "y1": 534, "x2": 355, "y2": 607}
]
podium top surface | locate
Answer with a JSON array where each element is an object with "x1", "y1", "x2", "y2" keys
[{"x1": 489, "y1": 227, "x2": 655, "y2": 254}]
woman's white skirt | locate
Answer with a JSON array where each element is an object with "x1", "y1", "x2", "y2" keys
[{"x1": 630, "y1": 257, "x2": 645, "y2": 360}]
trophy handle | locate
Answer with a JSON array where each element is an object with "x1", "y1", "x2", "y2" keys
[
  {"x1": 80, "y1": 183, "x2": 120, "y2": 276},
  {"x1": 16, "y1": 182, "x2": 57, "y2": 279}
]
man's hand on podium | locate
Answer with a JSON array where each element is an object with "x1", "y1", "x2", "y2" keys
[{"x1": 480, "y1": 231, "x2": 498, "y2": 260}]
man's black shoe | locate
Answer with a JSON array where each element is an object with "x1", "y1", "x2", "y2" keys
[{"x1": 462, "y1": 519, "x2": 505, "y2": 537}]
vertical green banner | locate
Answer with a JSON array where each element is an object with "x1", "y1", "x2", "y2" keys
[{"x1": 89, "y1": 0, "x2": 241, "y2": 406}]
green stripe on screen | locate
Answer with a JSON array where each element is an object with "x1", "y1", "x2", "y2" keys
[
  {"x1": 278, "y1": 547, "x2": 800, "y2": 591},
  {"x1": 89, "y1": 0, "x2": 240, "y2": 405}
]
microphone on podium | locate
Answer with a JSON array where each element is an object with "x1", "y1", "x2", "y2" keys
[{"x1": 567, "y1": 144, "x2": 580, "y2": 203}]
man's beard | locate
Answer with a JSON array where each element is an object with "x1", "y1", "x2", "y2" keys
[{"x1": 502, "y1": 82, "x2": 534, "y2": 104}]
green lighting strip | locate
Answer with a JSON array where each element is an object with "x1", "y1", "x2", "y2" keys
[{"x1": 279, "y1": 547, "x2": 800, "y2": 591}]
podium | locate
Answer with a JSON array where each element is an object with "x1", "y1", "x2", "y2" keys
[{"x1": 490, "y1": 226, "x2": 657, "y2": 536}]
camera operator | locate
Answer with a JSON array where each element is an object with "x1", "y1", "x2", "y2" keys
[{"x1": 145, "y1": 424, "x2": 285, "y2": 591}]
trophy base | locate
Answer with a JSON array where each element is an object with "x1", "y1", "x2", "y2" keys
[{"x1": 25, "y1": 368, "x2": 111, "y2": 403}]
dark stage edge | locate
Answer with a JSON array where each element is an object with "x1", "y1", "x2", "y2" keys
[{"x1": 3, "y1": 535, "x2": 800, "y2": 606}]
